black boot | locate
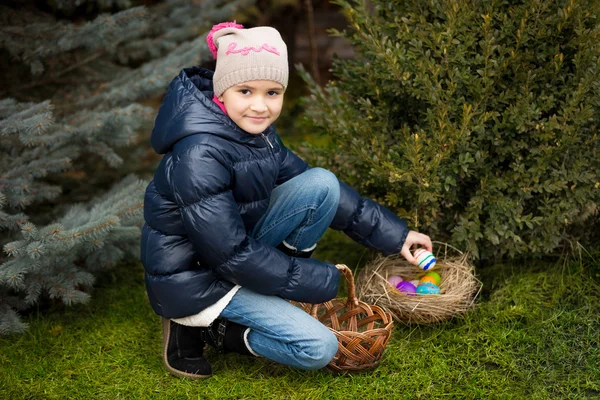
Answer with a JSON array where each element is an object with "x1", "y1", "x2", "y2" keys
[
  {"x1": 200, "y1": 318, "x2": 253, "y2": 356},
  {"x1": 276, "y1": 242, "x2": 316, "y2": 258},
  {"x1": 162, "y1": 318, "x2": 212, "y2": 379}
]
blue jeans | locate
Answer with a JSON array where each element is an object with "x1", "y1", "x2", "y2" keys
[{"x1": 220, "y1": 168, "x2": 341, "y2": 370}]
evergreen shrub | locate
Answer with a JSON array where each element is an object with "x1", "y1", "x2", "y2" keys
[{"x1": 300, "y1": 0, "x2": 600, "y2": 259}]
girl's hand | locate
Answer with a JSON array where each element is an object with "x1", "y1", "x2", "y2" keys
[{"x1": 400, "y1": 230, "x2": 433, "y2": 266}]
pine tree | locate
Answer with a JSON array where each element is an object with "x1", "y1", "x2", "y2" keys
[{"x1": 0, "y1": 0, "x2": 252, "y2": 335}]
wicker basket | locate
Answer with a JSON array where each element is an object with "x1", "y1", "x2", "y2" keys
[
  {"x1": 356, "y1": 243, "x2": 482, "y2": 325},
  {"x1": 303, "y1": 265, "x2": 394, "y2": 373}
]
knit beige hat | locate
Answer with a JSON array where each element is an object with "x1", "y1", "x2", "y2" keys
[{"x1": 207, "y1": 22, "x2": 289, "y2": 97}]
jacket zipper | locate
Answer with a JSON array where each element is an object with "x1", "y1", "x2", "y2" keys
[
  {"x1": 260, "y1": 132, "x2": 276, "y2": 160},
  {"x1": 260, "y1": 132, "x2": 274, "y2": 149}
]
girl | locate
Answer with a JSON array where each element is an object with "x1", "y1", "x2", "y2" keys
[{"x1": 141, "y1": 22, "x2": 432, "y2": 379}]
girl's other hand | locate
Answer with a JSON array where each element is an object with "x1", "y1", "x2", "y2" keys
[{"x1": 400, "y1": 230, "x2": 433, "y2": 266}]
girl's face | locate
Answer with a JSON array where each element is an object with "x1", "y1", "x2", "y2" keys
[{"x1": 219, "y1": 81, "x2": 284, "y2": 135}]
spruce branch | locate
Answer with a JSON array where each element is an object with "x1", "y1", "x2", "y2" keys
[
  {"x1": 0, "y1": 100, "x2": 53, "y2": 138},
  {"x1": 0, "y1": 52, "x2": 106, "y2": 98},
  {"x1": 0, "y1": 192, "x2": 28, "y2": 231},
  {"x1": 75, "y1": 0, "x2": 253, "y2": 111},
  {"x1": 51, "y1": 0, "x2": 132, "y2": 13},
  {"x1": 3, "y1": 157, "x2": 72, "y2": 181},
  {"x1": 3, "y1": 239, "x2": 29, "y2": 258},
  {"x1": 56, "y1": 216, "x2": 121, "y2": 243},
  {"x1": 113, "y1": 0, "x2": 252, "y2": 64},
  {"x1": 0, "y1": 6, "x2": 147, "y2": 75},
  {"x1": 0, "y1": 210, "x2": 28, "y2": 231},
  {"x1": 0, "y1": 176, "x2": 145, "y2": 324},
  {"x1": 0, "y1": 258, "x2": 27, "y2": 290},
  {"x1": 0, "y1": 304, "x2": 28, "y2": 335}
]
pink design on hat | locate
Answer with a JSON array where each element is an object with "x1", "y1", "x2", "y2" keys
[{"x1": 225, "y1": 42, "x2": 280, "y2": 56}]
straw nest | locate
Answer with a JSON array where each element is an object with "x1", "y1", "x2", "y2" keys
[{"x1": 355, "y1": 243, "x2": 482, "y2": 324}]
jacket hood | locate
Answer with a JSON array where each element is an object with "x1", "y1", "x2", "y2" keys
[{"x1": 150, "y1": 66, "x2": 274, "y2": 154}]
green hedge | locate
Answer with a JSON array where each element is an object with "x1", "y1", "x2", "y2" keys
[{"x1": 300, "y1": 0, "x2": 600, "y2": 259}]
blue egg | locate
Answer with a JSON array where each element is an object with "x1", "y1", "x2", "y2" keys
[{"x1": 416, "y1": 282, "x2": 441, "y2": 295}]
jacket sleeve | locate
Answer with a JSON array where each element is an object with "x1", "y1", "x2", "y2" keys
[
  {"x1": 276, "y1": 140, "x2": 408, "y2": 255},
  {"x1": 331, "y1": 180, "x2": 409, "y2": 255},
  {"x1": 276, "y1": 144, "x2": 310, "y2": 185},
  {"x1": 172, "y1": 145, "x2": 339, "y2": 303}
]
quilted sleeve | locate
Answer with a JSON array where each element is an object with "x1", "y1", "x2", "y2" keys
[{"x1": 331, "y1": 180, "x2": 409, "y2": 255}]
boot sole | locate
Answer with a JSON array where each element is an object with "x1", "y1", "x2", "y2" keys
[{"x1": 162, "y1": 318, "x2": 212, "y2": 379}]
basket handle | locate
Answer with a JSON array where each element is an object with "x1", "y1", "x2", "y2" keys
[
  {"x1": 336, "y1": 264, "x2": 357, "y2": 306},
  {"x1": 310, "y1": 264, "x2": 358, "y2": 317}
]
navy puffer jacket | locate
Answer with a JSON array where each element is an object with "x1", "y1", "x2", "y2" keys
[{"x1": 141, "y1": 67, "x2": 409, "y2": 319}]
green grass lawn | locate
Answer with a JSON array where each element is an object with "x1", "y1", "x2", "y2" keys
[{"x1": 1, "y1": 231, "x2": 599, "y2": 400}]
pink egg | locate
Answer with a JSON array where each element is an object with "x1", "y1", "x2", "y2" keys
[{"x1": 387, "y1": 275, "x2": 403, "y2": 287}]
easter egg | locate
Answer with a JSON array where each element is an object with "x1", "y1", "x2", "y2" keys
[
  {"x1": 413, "y1": 248, "x2": 437, "y2": 270},
  {"x1": 419, "y1": 275, "x2": 438, "y2": 285},
  {"x1": 396, "y1": 281, "x2": 417, "y2": 294},
  {"x1": 387, "y1": 275, "x2": 403, "y2": 287},
  {"x1": 424, "y1": 271, "x2": 442, "y2": 286},
  {"x1": 416, "y1": 282, "x2": 441, "y2": 295},
  {"x1": 410, "y1": 279, "x2": 420, "y2": 287}
]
